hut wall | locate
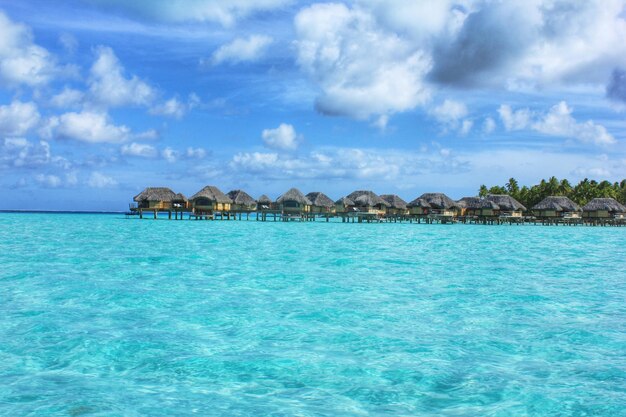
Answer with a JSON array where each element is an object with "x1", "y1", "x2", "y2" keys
[
  {"x1": 409, "y1": 207, "x2": 428, "y2": 215},
  {"x1": 583, "y1": 210, "x2": 610, "y2": 218}
]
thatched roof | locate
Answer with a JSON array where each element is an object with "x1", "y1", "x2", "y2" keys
[
  {"x1": 335, "y1": 196, "x2": 355, "y2": 206},
  {"x1": 346, "y1": 190, "x2": 390, "y2": 207},
  {"x1": 257, "y1": 194, "x2": 272, "y2": 204},
  {"x1": 276, "y1": 188, "x2": 312, "y2": 205},
  {"x1": 407, "y1": 197, "x2": 431, "y2": 208},
  {"x1": 173, "y1": 193, "x2": 188, "y2": 202},
  {"x1": 306, "y1": 192, "x2": 334, "y2": 208},
  {"x1": 417, "y1": 193, "x2": 458, "y2": 209},
  {"x1": 133, "y1": 187, "x2": 177, "y2": 202},
  {"x1": 582, "y1": 198, "x2": 626, "y2": 213},
  {"x1": 380, "y1": 194, "x2": 408, "y2": 209},
  {"x1": 532, "y1": 196, "x2": 581, "y2": 212},
  {"x1": 486, "y1": 194, "x2": 526, "y2": 211},
  {"x1": 458, "y1": 197, "x2": 498, "y2": 210},
  {"x1": 227, "y1": 189, "x2": 256, "y2": 206},
  {"x1": 190, "y1": 185, "x2": 232, "y2": 203}
]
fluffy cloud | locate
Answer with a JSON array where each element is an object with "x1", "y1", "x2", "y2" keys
[
  {"x1": 262, "y1": 123, "x2": 299, "y2": 151},
  {"x1": 52, "y1": 111, "x2": 131, "y2": 143},
  {"x1": 88, "y1": 46, "x2": 156, "y2": 108},
  {"x1": 498, "y1": 101, "x2": 616, "y2": 145},
  {"x1": 230, "y1": 146, "x2": 466, "y2": 182},
  {"x1": 429, "y1": 99, "x2": 473, "y2": 135},
  {"x1": 0, "y1": 138, "x2": 69, "y2": 169},
  {"x1": 149, "y1": 94, "x2": 199, "y2": 119},
  {"x1": 87, "y1": 171, "x2": 117, "y2": 188},
  {"x1": 211, "y1": 35, "x2": 273, "y2": 65},
  {"x1": 0, "y1": 12, "x2": 61, "y2": 86},
  {"x1": 87, "y1": 0, "x2": 292, "y2": 26},
  {"x1": 34, "y1": 174, "x2": 63, "y2": 188},
  {"x1": 294, "y1": 3, "x2": 431, "y2": 120},
  {"x1": 50, "y1": 87, "x2": 84, "y2": 109},
  {"x1": 0, "y1": 101, "x2": 40, "y2": 136},
  {"x1": 120, "y1": 142, "x2": 157, "y2": 158},
  {"x1": 483, "y1": 117, "x2": 496, "y2": 134},
  {"x1": 293, "y1": 1, "x2": 626, "y2": 123}
]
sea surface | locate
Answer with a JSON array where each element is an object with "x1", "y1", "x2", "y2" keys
[{"x1": 1, "y1": 213, "x2": 625, "y2": 416}]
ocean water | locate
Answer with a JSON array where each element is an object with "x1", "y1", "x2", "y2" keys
[{"x1": 1, "y1": 213, "x2": 625, "y2": 416}]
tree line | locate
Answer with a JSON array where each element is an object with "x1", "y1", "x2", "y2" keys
[{"x1": 478, "y1": 177, "x2": 626, "y2": 208}]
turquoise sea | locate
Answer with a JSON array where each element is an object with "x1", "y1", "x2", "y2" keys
[{"x1": 1, "y1": 213, "x2": 625, "y2": 416}]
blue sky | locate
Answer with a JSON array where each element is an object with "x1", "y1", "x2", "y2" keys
[{"x1": 0, "y1": 0, "x2": 625, "y2": 210}]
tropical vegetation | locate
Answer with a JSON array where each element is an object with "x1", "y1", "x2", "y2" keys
[{"x1": 479, "y1": 178, "x2": 626, "y2": 208}]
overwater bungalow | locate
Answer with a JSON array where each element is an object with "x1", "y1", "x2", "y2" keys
[
  {"x1": 306, "y1": 192, "x2": 335, "y2": 213},
  {"x1": 335, "y1": 197, "x2": 357, "y2": 214},
  {"x1": 532, "y1": 196, "x2": 581, "y2": 220},
  {"x1": 257, "y1": 194, "x2": 273, "y2": 211},
  {"x1": 227, "y1": 189, "x2": 257, "y2": 212},
  {"x1": 457, "y1": 197, "x2": 499, "y2": 218},
  {"x1": 190, "y1": 185, "x2": 232, "y2": 214},
  {"x1": 380, "y1": 194, "x2": 408, "y2": 216},
  {"x1": 416, "y1": 193, "x2": 459, "y2": 217},
  {"x1": 485, "y1": 194, "x2": 526, "y2": 217},
  {"x1": 582, "y1": 198, "x2": 626, "y2": 219},
  {"x1": 407, "y1": 198, "x2": 431, "y2": 217},
  {"x1": 276, "y1": 188, "x2": 312, "y2": 214},
  {"x1": 345, "y1": 190, "x2": 389, "y2": 215},
  {"x1": 133, "y1": 187, "x2": 181, "y2": 209}
]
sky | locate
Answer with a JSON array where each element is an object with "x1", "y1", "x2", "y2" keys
[{"x1": 0, "y1": 0, "x2": 625, "y2": 211}]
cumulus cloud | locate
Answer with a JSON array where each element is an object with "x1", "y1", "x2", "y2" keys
[
  {"x1": 88, "y1": 46, "x2": 156, "y2": 108},
  {"x1": 294, "y1": 3, "x2": 431, "y2": 121},
  {"x1": 292, "y1": 1, "x2": 626, "y2": 123},
  {"x1": 186, "y1": 147, "x2": 207, "y2": 159},
  {"x1": 87, "y1": 171, "x2": 117, "y2": 188},
  {"x1": 230, "y1": 146, "x2": 467, "y2": 182},
  {"x1": 120, "y1": 142, "x2": 157, "y2": 158},
  {"x1": 428, "y1": 99, "x2": 473, "y2": 135},
  {"x1": 498, "y1": 101, "x2": 615, "y2": 145},
  {"x1": 262, "y1": 123, "x2": 300, "y2": 151},
  {"x1": 161, "y1": 147, "x2": 178, "y2": 163},
  {"x1": 0, "y1": 12, "x2": 63, "y2": 86},
  {"x1": 0, "y1": 138, "x2": 69, "y2": 170},
  {"x1": 35, "y1": 174, "x2": 63, "y2": 188},
  {"x1": 0, "y1": 101, "x2": 40, "y2": 136},
  {"x1": 50, "y1": 87, "x2": 84, "y2": 109},
  {"x1": 149, "y1": 94, "x2": 199, "y2": 119},
  {"x1": 52, "y1": 111, "x2": 131, "y2": 144},
  {"x1": 483, "y1": 117, "x2": 496, "y2": 134},
  {"x1": 87, "y1": 0, "x2": 292, "y2": 26},
  {"x1": 211, "y1": 35, "x2": 273, "y2": 65}
]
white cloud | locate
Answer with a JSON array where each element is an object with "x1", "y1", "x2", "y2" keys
[
  {"x1": 483, "y1": 117, "x2": 496, "y2": 134},
  {"x1": 0, "y1": 100, "x2": 40, "y2": 136},
  {"x1": 87, "y1": 0, "x2": 292, "y2": 26},
  {"x1": 0, "y1": 12, "x2": 61, "y2": 86},
  {"x1": 294, "y1": 3, "x2": 431, "y2": 121},
  {"x1": 59, "y1": 33, "x2": 78, "y2": 54},
  {"x1": 87, "y1": 172, "x2": 117, "y2": 188},
  {"x1": 88, "y1": 46, "x2": 156, "y2": 108},
  {"x1": 121, "y1": 142, "x2": 157, "y2": 158},
  {"x1": 230, "y1": 146, "x2": 466, "y2": 182},
  {"x1": 149, "y1": 94, "x2": 199, "y2": 119},
  {"x1": 498, "y1": 101, "x2": 616, "y2": 145},
  {"x1": 50, "y1": 87, "x2": 84, "y2": 109},
  {"x1": 186, "y1": 147, "x2": 207, "y2": 159},
  {"x1": 459, "y1": 119, "x2": 473, "y2": 136},
  {"x1": 161, "y1": 147, "x2": 178, "y2": 163},
  {"x1": 35, "y1": 174, "x2": 62, "y2": 188},
  {"x1": 53, "y1": 111, "x2": 131, "y2": 144},
  {"x1": 211, "y1": 35, "x2": 273, "y2": 65},
  {"x1": 0, "y1": 138, "x2": 69, "y2": 170},
  {"x1": 533, "y1": 101, "x2": 615, "y2": 145},
  {"x1": 498, "y1": 105, "x2": 532, "y2": 131},
  {"x1": 262, "y1": 123, "x2": 300, "y2": 151}
]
